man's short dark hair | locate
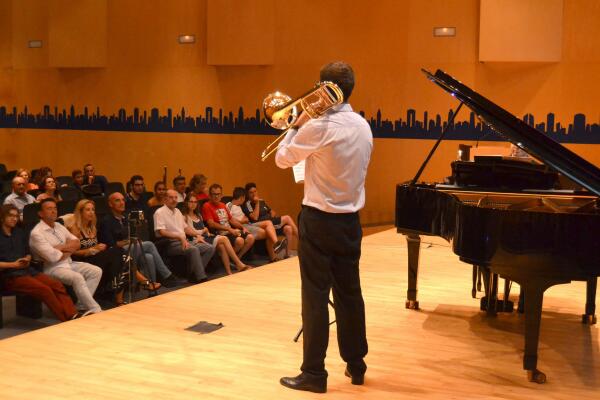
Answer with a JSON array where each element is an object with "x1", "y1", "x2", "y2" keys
[
  {"x1": 208, "y1": 183, "x2": 222, "y2": 194},
  {"x1": 71, "y1": 169, "x2": 82, "y2": 178},
  {"x1": 232, "y1": 187, "x2": 246, "y2": 200},
  {"x1": 39, "y1": 198, "x2": 57, "y2": 208},
  {"x1": 320, "y1": 61, "x2": 355, "y2": 101},
  {"x1": 244, "y1": 182, "x2": 257, "y2": 192},
  {"x1": 129, "y1": 175, "x2": 144, "y2": 185},
  {"x1": 173, "y1": 175, "x2": 185, "y2": 185}
]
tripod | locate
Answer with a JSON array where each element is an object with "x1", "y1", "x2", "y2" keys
[
  {"x1": 293, "y1": 299, "x2": 336, "y2": 342},
  {"x1": 123, "y1": 220, "x2": 159, "y2": 303}
]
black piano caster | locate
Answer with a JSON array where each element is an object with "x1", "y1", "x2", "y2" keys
[
  {"x1": 405, "y1": 300, "x2": 419, "y2": 310},
  {"x1": 581, "y1": 314, "x2": 597, "y2": 324},
  {"x1": 527, "y1": 369, "x2": 547, "y2": 384}
]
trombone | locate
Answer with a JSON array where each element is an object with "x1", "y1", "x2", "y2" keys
[{"x1": 260, "y1": 81, "x2": 344, "y2": 161}]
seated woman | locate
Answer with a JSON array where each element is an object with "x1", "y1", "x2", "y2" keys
[
  {"x1": 188, "y1": 174, "x2": 209, "y2": 201},
  {"x1": 68, "y1": 200, "x2": 159, "y2": 306},
  {"x1": 32, "y1": 166, "x2": 53, "y2": 188},
  {"x1": 36, "y1": 176, "x2": 63, "y2": 202},
  {"x1": 68, "y1": 199, "x2": 127, "y2": 306},
  {"x1": 16, "y1": 168, "x2": 38, "y2": 191},
  {"x1": 147, "y1": 181, "x2": 167, "y2": 208},
  {"x1": 181, "y1": 193, "x2": 251, "y2": 275}
]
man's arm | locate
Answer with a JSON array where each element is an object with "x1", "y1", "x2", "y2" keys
[
  {"x1": 275, "y1": 118, "x2": 325, "y2": 168},
  {"x1": 156, "y1": 229, "x2": 185, "y2": 240},
  {"x1": 29, "y1": 230, "x2": 65, "y2": 263},
  {"x1": 248, "y1": 201, "x2": 261, "y2": 222},
  {"x1": 206, "y1": 218, "x2": 235, "y2": 234}
]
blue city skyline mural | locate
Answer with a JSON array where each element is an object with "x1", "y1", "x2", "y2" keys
[{"x1": 0, "y1": 104, "x2": 599, "y2": 144}]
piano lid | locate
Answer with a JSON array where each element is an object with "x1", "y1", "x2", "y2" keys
[{"x1": 422, "y1": 69, "x2": 600, "y2": 197}]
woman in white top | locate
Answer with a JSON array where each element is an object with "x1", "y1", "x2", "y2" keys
[{"x1": 181, "y1": 193, "x2": 251, "y2": 275}]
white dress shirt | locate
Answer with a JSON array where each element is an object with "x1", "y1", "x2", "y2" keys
[
  {"x1": 29, "y1": 220, "x2": 78, "y2": 271},
  {"x1": 3, "y1": 192, "x2": 36, "y2": 218},
  {"x1": 153, "y1": 205, "x2": 187, "y2": 238},
  {"x1": 275, "y1": 103, "x2": 373, "y2": 213}
]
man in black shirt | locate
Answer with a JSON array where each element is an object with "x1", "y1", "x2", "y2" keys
[
  {"x1": 0, "y1": 204, "x2": 77, "y2": 321},
  {"x1": 125, "y1": 175, "x2": 150, "y2": 215}
]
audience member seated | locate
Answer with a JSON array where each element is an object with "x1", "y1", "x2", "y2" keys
[
  {"x1": 3, "y1": 177, "x2": 36, "y2": 220},
  {"x1": 243, "y1": 182, "x2": 298, "y2": 258},
  {"x1": 36, "y1": 176, "x2": 63, "y2": 202},
  {"x1": 0, "y1": 204, "x2": 79, "y2": 321},
  {"x1": 173, "y1": 175, "x2": 186, "y2": 203},
  {"x1": 154, "y1": 190, "x2": 215, "y2": 283},
  {"x1": 189, "y1": 174, "x2": 209, "y2": 201},
  {"x1": 147, "y1": 181, "x2": 167, "y2": 208},
  {"x1": 99, "y1": 192, "x2": 175, "y2": 288},
  {"x1": 72, "y1": 169, "x2": 85, "y2": 191},
  {"x1": 32, "y1": 166, "x2": 52, "y2": 188},
  {"x1": 202, "y1": 184, "x2": 255, "y2": 260},
  {"x1": 83, "y1": 163, "x2": 108, "y2": 194},
  {"x1": 227, "y1": 187, "x2": 281, "y2": 262},
  {"x1": 126, "y1": 175, "x2": 150, "y2": 214},
  {"x1": 68, "y1": 200, "x2": 128, "y2": 306},
  {"x1": 182, "y1": 193, "x2": 251, "y2": 275},
  {"x1": 16, "y1": 168, "x2": 38, "y2": 191},
  {"x1": 29, "y1": 198, "x2": 103, "y2": 315}
]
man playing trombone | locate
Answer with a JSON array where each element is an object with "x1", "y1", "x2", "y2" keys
[{"x1": 275, "y1": 61, "x2": 373, "y2": 393}]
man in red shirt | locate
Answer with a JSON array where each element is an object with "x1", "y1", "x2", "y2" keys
[{"x1": 201, "y1": 183, "x2": 255, "y2": 259}]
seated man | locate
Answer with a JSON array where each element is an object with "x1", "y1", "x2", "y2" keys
[
  {"x1": 226, "y1": 187, "x2": 282, "y2": 262},
  {"x1": 154, "y1": 190, "x2": 215, "y2": 283},
  {"x1": 202, "y1": 184, "x2": 255, "y2": 259},
  {"x1": 173, "y1": 175, "x2": 186, "y2": 203},
  {"x1": 29, "y1": 198, "x2": 103, "y2": 315},
  {"x1": 72, "y1": 169, "x2": 85, "y2": 191},
  {"x1": 126, "y1": 175, "x2": 150, "y2": 215},
  {"x1": 242, "y1": 182, "x2": 298, "y2": 258},
  {"x1": 98, "y1": 192, "x2": 178, "y2": 288},
  {"x1": 0, "y1": 204, "x2": 78, "y2": 321},
  {"x1": 83, "y1": 163, "x2": 108, "y2": 194},
  {"x1": 3, "y1": 176, "x2": 36, "y2": 220}
]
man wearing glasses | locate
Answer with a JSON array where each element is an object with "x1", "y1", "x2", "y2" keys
[{"x1": 201, "y1": 184, "x2": 255, "y2": 260}]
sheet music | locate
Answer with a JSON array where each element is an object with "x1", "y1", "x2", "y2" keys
[{"x1": 292, "y1": 160, "x2": 305, "y2": 184}]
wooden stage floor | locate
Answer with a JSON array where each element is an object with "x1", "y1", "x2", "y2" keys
[{"x1": 0, "y1": 229, "x2": 598, "y2": 399}]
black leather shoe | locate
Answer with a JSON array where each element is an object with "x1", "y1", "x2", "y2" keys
[
  {"x1": 345, "y1": 368, "x2": 364, "y2": 385},
  {"x1": 280, "y1": 372, "x2": 327, "y2": 393}
]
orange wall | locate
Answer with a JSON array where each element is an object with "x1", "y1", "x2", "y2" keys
[{"x1": 1, "y1": 0, "x2": 600, "y2": 225}]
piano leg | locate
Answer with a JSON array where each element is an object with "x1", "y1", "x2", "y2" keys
[
  {"x1": 405, "y1": 234, "x2": 421, "y2": 310},
  {"x1": 582, "y1": 277, "x2": 597, "y2": 325},
  {"x1": 488, "y1": 272, "x2": 499, "y2": 316},
  {"x1": 522, "y1": 282, "x2": 548, "y2": 384},
  {"x1": 471, "y1": 266, "x2": 478, "y2": 298}
]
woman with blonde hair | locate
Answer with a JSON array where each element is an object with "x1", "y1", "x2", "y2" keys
[
  {"x1": 68, "y1": 199, "x2": 128, "y2": 305},
  {"x1": 181, "y1": 193, "x2": 251, "y2": 275}
]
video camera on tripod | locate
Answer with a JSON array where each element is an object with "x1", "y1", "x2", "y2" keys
[{"x1": 127, "y1": 210, "x2": 145, "y2": 238}]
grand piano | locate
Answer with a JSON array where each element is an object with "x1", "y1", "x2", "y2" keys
[{"x1": 395, "y1": 69, "x2": 600, "y2": 383}]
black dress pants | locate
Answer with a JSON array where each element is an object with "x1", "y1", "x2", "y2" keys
[{"x1": 298, "y1": 206, "x2": 368, "y2": 377}]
